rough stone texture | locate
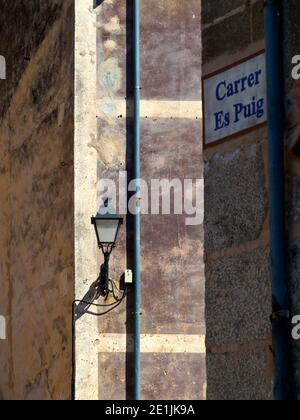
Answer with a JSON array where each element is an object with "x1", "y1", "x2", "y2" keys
[
  {"x1": 202, "y1": 0, "x2": 273, "y2": 401},
  {"x1": 288, "y1": 176, "x2": 300, "y2": 223},
  {"x1": 0, "y1": 1, "x2": 64, "y2": 121},
  {"x1": 203, "y1": 7, "x2": 251, "y2": 63},
  {"x1": 202, "y1": 0, "x2": 245, "y2": 24},
  {"x1": 0, "y1": 0, "x2": 74, "y2": 400},
  {"x1": 206, "y1": 347, "x2": 273, "y2": 400},
  {"x1": 202, "y1": 0, "x2": 266, "y2": 65},
  {"x1": 288, "y1": 243, "x2": 300, "y2": 399},
  {"x1": 284, "y1": 0, "x2": 300, "y2": 401},
  {"x1": 252, "y1": 0, "x2": 265, "y2": 44},
  {"x1": 206, "y1": 249, "x2": 272, "y2": 347},
  {"x1": 291, "y1": 344, "x2": 300, "y2": 401},
  {"x1": 204, "y1": 144, "x2": 267, "y2": 252},
  {"x1": 283, "y1": 0, "x2": 300, "y2": 92},
  {"x1": 288, "y1": 244, "x2": 300, "y2": 318}
]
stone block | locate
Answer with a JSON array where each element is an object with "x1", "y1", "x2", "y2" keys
[
  {"x1": 206, "y1": 249, "x2": 272, "y2": 347},
  {"x1": 252, "y1": 0, "x2": 265, "y2": 43},
  {"x1": 206, "y1": 346, "x2": 273, "y2": 400},
  {"x1": 203, "y1": 9, "x2": 251, "y2": 62},
  {"x1": 202, "y1": 0, "x2": 246, "y2": 24},
  {"x1": 204, "y1": 144, "x2": 266, "y2": 251}
]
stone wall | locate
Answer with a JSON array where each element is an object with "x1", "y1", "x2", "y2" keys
[
  {"x1": 202, "y1": 0, "x2": 274, "y2": 400},
  {"x1": 0, "y1": 0, "x2": 204, "y2": 401},
  {"x1": 284, "y1": 0, "x2": 300, "y2": 401},
  {"x1": 0, "y1": 0, "x2": 74, "y2": 400}
]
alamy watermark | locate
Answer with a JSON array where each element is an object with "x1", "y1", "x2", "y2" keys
[
  {"x1": 0, "y1": 316, "x2": 6, "y2": 341},
  {"x1": 292, "y1": 56, "x2": 300, "y2": 80},
  {"x1": 98, "y1": 171, "x2": 204, "y2": 226},
  {"x1": 0, "y1": 55, "x2": 6, "y2": 80},
  {"x1": 292, "y1": 315, "x2": 300, "y2": 340}
]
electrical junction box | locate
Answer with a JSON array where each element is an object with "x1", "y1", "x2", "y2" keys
[{"x1": 125, "y1": 270, "x2": 133, "y2": 284}]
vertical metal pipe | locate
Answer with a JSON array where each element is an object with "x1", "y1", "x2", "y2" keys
[
  {"x1": 133, "y1": 0, "x2": 141, "y2": 401},
  {"x1": 264, "y1": 0, "x2": 292, "y2": 400}
]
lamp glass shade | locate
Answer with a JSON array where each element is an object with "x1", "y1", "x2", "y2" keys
[
  {"x1": 92, "y1": 199, "x2": 123, "y2": 247},
  {"x1": 94, "y1": 218, "x2": 122, "y2": 246}
]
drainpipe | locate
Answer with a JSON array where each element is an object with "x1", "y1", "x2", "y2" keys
[
  {"x1": 133, "y1": 0, "x2": 141, "y2": 401},
  {"x1": 264, "y1": 0, "x2": 292, "y2": 400}
]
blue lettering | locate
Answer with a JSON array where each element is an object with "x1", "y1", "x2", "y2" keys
[
  {"x1": 233, "y1": 97, "x2": 265, "y2": 123},
  {"x1": 255, "y1": 69, "x2": 262, "y2": 85},
  {"x1": 224, "y1": 112, "x2": 230, "y2": 127},
  {"x1": 214, "y1": 111, "x2": 230, "y2": 131},
  {"x1": 215, "y1": 70, "x2": 263, "y2": 103},
  {"x1": 227, "y1": 83, "x2": 234, "y2": 97},
  {"x1": 216, "y1": 81, "x2": 226, "y2": 101},
  {"x1": 256, "y1": 98, "x2": 264, "y2": 119},
  {"x1": 214, "y1": 111, "x2": 224, "y2": 130},
  {"x1": 234, "y1": 103, "x2": 244, "y2": 123},
  {"x1": 248, "y1": 73, "x2": 255, "y2": 87}
]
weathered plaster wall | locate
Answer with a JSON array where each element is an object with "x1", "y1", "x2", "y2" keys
[
  {"x1": 75, "y1": 0, "x2": 204, "y2": 400},
  {"x1": 202, "y1": 0, "x2": 274, "y2": 400},
  {"x1": 0, "y1": 0, "x2": 74, "y2": 400}
]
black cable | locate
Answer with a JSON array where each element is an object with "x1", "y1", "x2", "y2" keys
[
  {"x1": 73, "y1": 285, "x2": 129, "y2": 318},
  {"x1": 109, "y1": 279, "x2": 121, "y2": 301},
  {"x1": 109, "y1": 278, "x2": 131, "y2": 297},
  {"x1": 110, "y1": 278, "x2": 125, "y2": 294},
  {"x1": 84, "y1": 293, "x2": 126, "y2": 317},
  {"x1": 73, "y1": 299, "x2": 120, "y2": 308}
]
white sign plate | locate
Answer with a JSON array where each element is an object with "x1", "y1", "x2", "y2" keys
[{"x1": 203, "y1": 52, "x2": 267, "y2": 146}]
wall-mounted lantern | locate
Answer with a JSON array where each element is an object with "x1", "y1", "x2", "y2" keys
[{"x1": 91, "y1": 199, "x2": 123, "y2": 295}]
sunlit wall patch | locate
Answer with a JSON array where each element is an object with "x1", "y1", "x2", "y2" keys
[{"x1": 0, "y1": 55, "x2": 6, "y2": 80}]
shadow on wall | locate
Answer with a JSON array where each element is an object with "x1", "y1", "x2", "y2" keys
[
  {"x1": 74, "y1": 0, "x2": 136, "y2": 400},
  {"x1": 93, "y1": 0, "x2": 136, "y2": 400}
]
